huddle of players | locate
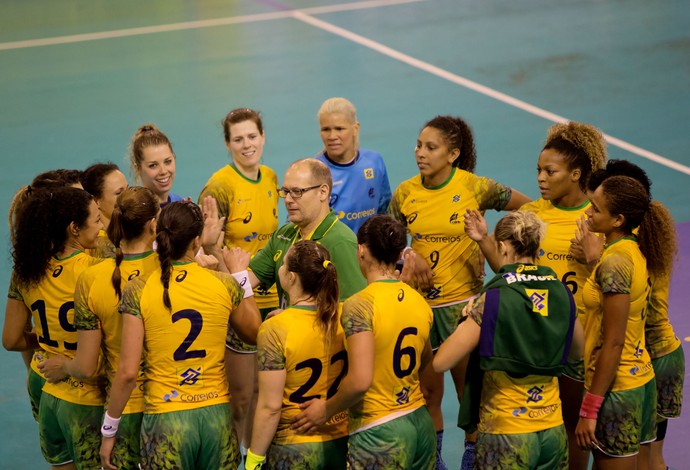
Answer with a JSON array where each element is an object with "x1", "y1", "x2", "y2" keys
[{"x1": 3, "y1": 98, "x2": 683, "y2": 470}]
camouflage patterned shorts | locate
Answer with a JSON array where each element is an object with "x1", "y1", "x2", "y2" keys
[
  {"x1": 38, "y1": 393, "x2": 102, "y2": 467},
  {"x1": 267, "y1": 436, "x2": 348, "y2": 469},
  {"x1": 348, "y1": 407, "x2": 435, "y2": 470},
  {"x1": 594, "y1": 379, "x2": 657, "y2": 456},
  {"x1": 651, "y1": 344, "x2": 684, "y2": 419},
  {"x1": 476, "y1": 425, "x2": 567, "y2": 469},
  {"x1": 140, "y1": 403, "x2": 239, "y2": 470},
  {"x1": 112, "y1": 411, "x2": 143, "y2": 469},
  {"x1": 27, "y1": 367, "x2": 45, "y2": 422}
]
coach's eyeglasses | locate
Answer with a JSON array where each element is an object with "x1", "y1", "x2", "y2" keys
[{"x1": 278, "y1": 185, "x2": 322, "y2": 199}]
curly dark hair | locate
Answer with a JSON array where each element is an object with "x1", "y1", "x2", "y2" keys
[
  {"x1": 423, "y1": 115, "x2": 477, "y2": 173},
  {"x1": 587, "y1": 159, "x2": 652, "y2": 195},
  {"x1": 544, "y1": 121, "x2": 607, "y2": 191},
  {"x1": 12, "y1": 187, "x2": 93, "y2": 288},
  {"x1": 600, "y1": 176, "x2": 675, "y2": 277},
  {"x1": 8, "y1": 169, "x2": 83, "y2": 245}
]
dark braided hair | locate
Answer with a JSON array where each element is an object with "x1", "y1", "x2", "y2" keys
[{"x1": 155, "y1": 201, "x2": 204, "y2": 310}]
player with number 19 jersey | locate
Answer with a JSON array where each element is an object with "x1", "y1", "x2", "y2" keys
[
  {"x1": 256, "y1": 305, "x2": 349, "y2": 444},
  {"x1": 389, "y1": 168, "x2": 511, "y2": 306},
  {"x1": 8, "y1": 252, "x2": 105, "y2": 405},
  {"x1": 119, "y1": 262, "x2": 244, "y2": 414},
  {"x1": 341, "y1": 280, "x2": 433, "y2": 432},
  {"x1": 520, "y1": 199, "x2": 591, "y2": 317}
]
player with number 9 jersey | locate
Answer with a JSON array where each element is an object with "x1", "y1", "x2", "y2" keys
[{"x1": 388, "y1": 116, "x2": 529, "y2": 469}]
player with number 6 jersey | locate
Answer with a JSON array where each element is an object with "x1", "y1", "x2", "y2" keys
[{"x1": 291, "y1": 215, "x2": 436, "y2": 469}]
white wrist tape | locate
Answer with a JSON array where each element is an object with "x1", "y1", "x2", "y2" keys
[
  {"x1": 101, "y1": 411, "x2": 121, "y2": 438},
  {"x1": 232, "y1": 270, "x2": 254, "y2": 298}
]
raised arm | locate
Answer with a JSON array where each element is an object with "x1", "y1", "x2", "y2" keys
[{"x1": 464, "y1": 208, "x2": 502, "y2": 272}]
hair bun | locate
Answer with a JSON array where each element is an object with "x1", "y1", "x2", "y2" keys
[{"x1": 138, "y1": 124, "x2": 157, "y2": 135}]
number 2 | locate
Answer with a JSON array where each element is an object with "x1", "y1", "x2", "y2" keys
[{"x1": 172, "y1": 309, "x2": 207, "y2": 361}]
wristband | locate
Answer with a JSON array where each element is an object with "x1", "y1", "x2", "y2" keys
[
  {"x1": 579, "y1": 391, "x2": 605, "y2": 419},
  {"x1": 245, "y1": 449, "x2": 266, "y2": 470},
  {"x1": 101, "y1": 411, "x2": 121, "y2": 438},
  {"x1": 231, "y1": 270, "x2": 254, "y2": 298}
]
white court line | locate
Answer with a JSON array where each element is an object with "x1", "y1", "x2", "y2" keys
[
  {"x1": 292, "y1": 11, "x2": 690, "y2": 176},
  {"x1": 1, "y1": 0, "x2": 687, "y2": 176},
  {"x1": 0, "y1": 0, "x2": 426, "y2": 51}
]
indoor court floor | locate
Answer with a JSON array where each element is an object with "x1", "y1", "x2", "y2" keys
[{"x1": 1, "y1": 0, "x2": 688, "y2": 467}]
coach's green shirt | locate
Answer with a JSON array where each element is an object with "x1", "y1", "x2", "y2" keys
[{"x1": 249, "y1": 210, "x2": 366, "y2": 305}]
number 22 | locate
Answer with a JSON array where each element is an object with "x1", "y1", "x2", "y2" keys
[{"x1": 289, "y1": 350, "x2": 348, "y2": 404}]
